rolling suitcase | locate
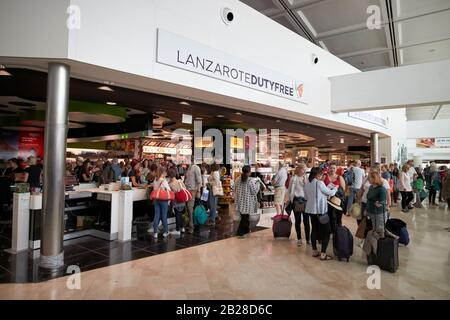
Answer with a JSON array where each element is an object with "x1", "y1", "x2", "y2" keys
[
  {"x1": 272, "y1": 213, "x2": 292, "y2": 238},
  {"x1": 367, "y1": 237, "x2": 399, "y2": 273},
  {"x1": 333, "y1": 225, "x2": 353, "y2": 262}
]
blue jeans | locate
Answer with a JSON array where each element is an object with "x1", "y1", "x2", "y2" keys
[
  {"x1": 347, "y1": 188, "x2": 358, "y2": 213},
  {"x1": 154, "y1": 200, "x2": 169, "y2": 233},
  {"x1": 209, "y1": 194, "x2": 218, "y2": 223}
]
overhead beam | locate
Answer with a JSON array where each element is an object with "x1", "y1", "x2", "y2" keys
[
  {"x1": 330, "y1": 59, "x2": 450, "y2": 112},
  {"x1": 432, "y1": 105, "x2": 443, "y2": 120}
]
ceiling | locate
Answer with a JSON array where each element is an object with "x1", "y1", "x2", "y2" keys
[
  {"x1": 239, "y1": 0, "x2": 450, "y2": 121},
  {"x1": 0, "y1": 68, "x2": 370, "y2": 155}
]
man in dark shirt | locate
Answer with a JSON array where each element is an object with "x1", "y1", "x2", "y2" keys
[{"x1": 26, "y1": 156, "x2": 42, "y2": 188}]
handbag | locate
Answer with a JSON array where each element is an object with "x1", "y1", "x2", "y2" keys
[
  {"x1": 212, "y1": 183, "x2": 224, "y2": 197},
  {"x1": 175, "y1": 180, "x2": 193, "y2": 202},
  {"x1": 149, "y1": 180, "x2": 175, "y2": 201},
  {"x1": 294, "y1": 199, "x2": 305, "y2": 212},
  {"x1": 355, "y1": 217, "x2": 367, "y2": 239},
  {"x1": 315, "y1": 180, "x2": 329, "y2": 225}
]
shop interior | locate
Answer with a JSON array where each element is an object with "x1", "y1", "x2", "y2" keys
[{"x1": 0, "y1": 68, "x2": 371, "y2": 282}]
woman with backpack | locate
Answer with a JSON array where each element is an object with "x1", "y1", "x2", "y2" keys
[
  {"x1": 234, "y1": 165, "x2": 259, "y2": 237},
  {"x1": 304, "y1": 167, "x2": 337, "y2": 261},
  {"x1": 207, "y1": 163, "x2": 221, "y2": 227},
  {"x1": 287, "y1": 163, "x2": 310, "y2": 246},
  {"x1": 413, "y1": 167, "x2": 425, "y2": 208}
]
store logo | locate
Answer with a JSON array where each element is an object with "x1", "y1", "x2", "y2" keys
[{"x1": 295, "y1": 83, "x2": 304, "y2": 98}]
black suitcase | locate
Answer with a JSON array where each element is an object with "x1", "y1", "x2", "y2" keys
[
  {"x1": 333, "y1": 225, "x2": 353, "y2": 262},
  {"x1": 367, "y1": 237, "x2": 399, "y2": 273},
  {"x1": 272, "y1": 214, "x2": 292, "y2": 238}
]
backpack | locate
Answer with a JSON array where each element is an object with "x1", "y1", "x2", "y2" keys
[
  {"x1": 432, "y1": 174, "x2": 441, "y2": 191},
  {"x1": 344, "y1": 168, "x2": 354, "y2": 187},
  {"x1": 415, "y1": 178, "x2": 424, "y2": 190},
  {"x1": 193, "y1": 204, "x2": 208, "y2": 225}
]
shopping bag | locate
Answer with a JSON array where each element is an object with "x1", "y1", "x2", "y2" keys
[{"x1": 200, "y1": 188, "x2": 209, "y2": 202}]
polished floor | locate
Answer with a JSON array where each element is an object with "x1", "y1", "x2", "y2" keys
[
  {"x1": 0, "y1": 201, "x2": 449, "y2": 299},
  {"x1": 0, "y1": 212, "x2": 266, "y2": 283}
]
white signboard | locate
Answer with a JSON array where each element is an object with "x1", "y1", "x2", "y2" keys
[
  {"x1": 157, "y1": 29, "x2": 307, "y2": 104},
  {"x1": 436, "y1": 137, "x2": 450, "y2": 148},
  {"x1": 143, "y1": 146, "x2": 176, "y2": 154},
  {"x1": 348, "y1": 111, "x2": 388, "y2": 128}
]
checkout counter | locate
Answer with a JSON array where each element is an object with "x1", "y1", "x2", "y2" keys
[{"x1": 8, "y1": 183, "x2": 175, "y2": 254}]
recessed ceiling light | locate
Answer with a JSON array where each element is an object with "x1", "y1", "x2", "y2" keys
[
  {"x1": 354, "y1": 138, "x2": 359, "y2": 141},
  {"x1": 0, "y1": 64, "x2": 5, "y2": 69},
  {"x1": 340, "y1": 138, "x2": 344, "y2": 144},
  {"x1": 195, "y1": 117, "x2": 203, "y2": 120},
  {"x1": 156, "y1": 110, "x2": 165, "y2": 115},
  {"x1": 103, "y1": 81, "x2": 115, "y2": 85},
  {"x1": 326, "y1": 134, "x2": 331, "y2": 136},
  {"x1": 276, "y1": 120, "x2": 281, "y2": 123},
  {"x1": 216, "y1": 115, "x2": 224, "y2": 118},
  {"x1": 98, "y1": 85, "x2": 114, "y2": 92},
  {"x1": 179, "y1": 101, "x2": 190, "y2": 106},
  {"x1": 367, "y1": 140, "x2": 371, "y2": 143},
  {"x1": 235, "y1": 112, "x2": 242, "y2": 115},
  {"x1": 106, "y1": 102, "x2": 116, "y2": 105}
]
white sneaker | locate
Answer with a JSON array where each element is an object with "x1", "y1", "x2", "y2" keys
[
  {"x1": 297, "y1": 240, "x2": 303, "y2": 246},
  {"x1": 171, "y1": 230, "x2": 181, "y2": 236},
  {"x1": 180, "y1": 227, "x2": 186, "y2": 233},
  {"x1": 153, "y1": 233, "x2": 158, "y2": 239},
  {"x1": 163, "y1": 232, "x2": 169, "y2": 238}
]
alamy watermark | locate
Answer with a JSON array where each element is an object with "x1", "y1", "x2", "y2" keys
[
  {"x1": 366, "y1": 5, "x2": 382, "y2": 30},
  {"x1": 170, "y1": 121, "x2": 280, "y2": 165},
  {"x1": 66, "y1": 5, "x2": 81, "y2": 30},
  {"x1": 66, "y1": 265, "x2": 81, "y2": 290},
  {"x1": 366, "y1": 266, "x2": 381, "y2": 290}
]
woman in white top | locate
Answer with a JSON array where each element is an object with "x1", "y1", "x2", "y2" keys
[
  {"x1": 398, "y1": 164, "x2": 413, "y2": 212},
  {"x1": 207, "y1": 163, "x2": 221, "y2": 227},
  {"x1": 287, "y1": 163, "x2": 310, "y2": 246},
  {"x1": 152, "y1": 166, "x2": 171, "y2": 238},
  {"x1": 304, "y1": 167, "x2": 337, "y2": 261}
]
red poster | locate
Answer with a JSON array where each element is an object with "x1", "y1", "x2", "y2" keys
[{"x1": 18, "y1": 132, "x2": 45, "y2": 159}]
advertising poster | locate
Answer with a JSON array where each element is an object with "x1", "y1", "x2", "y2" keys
[
  {"x1": 18, "y1": 132, "x2": 45, "y2": 159},
  {"x1": 0, "y1": 131, "x2": 19, "y2": 161},
  {"x1": 416, "y1": 137, "x2": 450, "y2": 148}
]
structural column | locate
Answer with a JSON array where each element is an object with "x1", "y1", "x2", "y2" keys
[
  {"x1": 39, "y1": 63, "x2": 70, "y2": 270},
  {"x1": 370, "y1": 132, "x2": 380, "y2": 165}
]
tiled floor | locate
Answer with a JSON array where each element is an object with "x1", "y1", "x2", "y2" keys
[
  {"x1": 0, "y1": 211, "x2": 266, "y2": 283},
  {"x1": 0, "y1": 202, "x2": 449, "y2": 299}
]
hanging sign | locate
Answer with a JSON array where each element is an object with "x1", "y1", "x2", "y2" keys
[{"x1": 157, "y1": 29, "x2": 307, "y2": 104}]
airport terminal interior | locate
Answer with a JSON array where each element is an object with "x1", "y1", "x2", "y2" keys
[{"x1": 0, "y1": 0, "x2": 449, "y2": 300}]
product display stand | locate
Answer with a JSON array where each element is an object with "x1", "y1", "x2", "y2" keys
[{"x1": 6, "y1": 192, "x2": 30, "y2": 254}]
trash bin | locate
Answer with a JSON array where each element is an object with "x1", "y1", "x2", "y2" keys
[{"x1": 134, "y1": 216, "x2": 151, "y2": 240}]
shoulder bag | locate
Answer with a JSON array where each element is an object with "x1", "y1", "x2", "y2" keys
[
  {"x1": 317, "y1": 180, "x2": 330, "y2": 225},
  {"x1": 150, "y1": 180, "x2": 175, "y2": 201},
  {"x1": 175, "y1": 180, "x2": 193, "y2": 202},
  {"x1": 211, "y1": 178, "x2": 224, "y2": 196}
]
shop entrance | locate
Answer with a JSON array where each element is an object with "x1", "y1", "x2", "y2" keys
[{"x1": 0, "y1": 68, "x2": 369, "y2": 282}]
